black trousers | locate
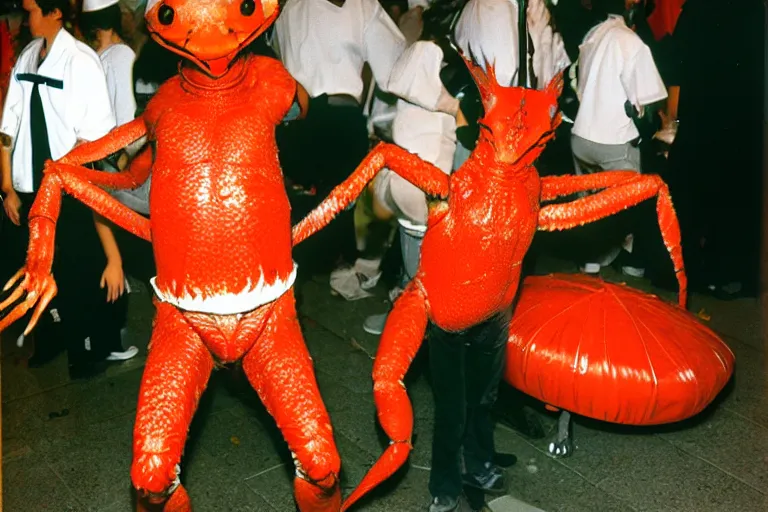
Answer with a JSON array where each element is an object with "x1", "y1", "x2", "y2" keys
[
  {"x1": 277, "y1": 96, "x2": 369, "y2": 276},
  {"x1": 428, "y1": 307, "x2": 511, "y2": 500}
]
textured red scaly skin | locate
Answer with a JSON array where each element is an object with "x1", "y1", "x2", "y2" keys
[
  {"x1": 0, "y1": 1, "x2": 343, "y2": 510},
  {"x1": 293, "y1": 64, "x2": 689, "y2": 511}
]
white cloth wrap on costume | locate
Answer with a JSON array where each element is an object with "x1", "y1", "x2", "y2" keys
[
  {"x1": 373, "y1": 42, "x2": 456, "y2": 231},
  {"x1": 150, "y1": 263, "x2": 298, "y2": 315},
  {"x1": 571, "y1": 15, "x2": 668, "y2": 145},
  {"x1": 1, "y1": 29, "x2": 115, "y2": 193},
  {"x1": 270, "y1": 0, "x2": 406, "y2": 103},
  {"x1": 454, "y1": 0, "x2": 570, "y2": 89}
]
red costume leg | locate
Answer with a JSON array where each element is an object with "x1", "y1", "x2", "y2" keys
[
  {"x1": 58, "y1": 117, "x2": 147, "y2": 166},
  {"x1": 241, "y1": 289, "x2": 341, "y2": 512},
  {"x1": 342, "y1": 282, "x2": 429, "y2": 511},
  {"x1": 46, "y1": 143, "x2": 154, "y2": 190},
  {"x1": 292, "y1": 142, "x2": 450, "y2": 246},
  {"x1": 41, "y1": 168, "x2": 152, "y2": 241},
  {"x1": 538, "y1": 173, "x2": 686, "y2": 306},
  {"x1": 132, "y1": 301, "x2": 215, "y2": 511}
]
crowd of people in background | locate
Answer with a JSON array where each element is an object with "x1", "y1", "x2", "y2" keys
[{"x1": 0, "y1": 0, "x2": 762, "y2": 511}]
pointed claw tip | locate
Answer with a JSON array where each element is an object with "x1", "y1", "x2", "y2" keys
[{"x1": 16, "y1": 334, "x2": 25, "y2": 347}]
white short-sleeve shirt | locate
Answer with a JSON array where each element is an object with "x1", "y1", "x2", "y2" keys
[
  {"x1": 572, "y1": 15, "x2": 668, "y2": 145},
  {"x1": 1, "y1": 29, "x2": 115, "y2": 193},
  {"x1": 271, "y1": 0, "x2": 406, "y2": 103},
  {"x1": 99, "y1": 43, "x2": 137, "y2": 128},
  {"x1": 454, "y1": 0, "x2": 570, "y2": 89}
]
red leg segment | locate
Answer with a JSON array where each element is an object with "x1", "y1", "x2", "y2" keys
[
  {"x1": 45, "y1": 168, "x2": 152, "y2": 241},
  {"x1": 58, "y1": 117, "x2": 148, "y2": 166},
  {"x1": 292, "y1": 142, "x2": 450, "y2": 246},
  {"x1": 132, "y1": 301, "x2": 215, "y2": 508},
  {"x1": 538, "y1": 173, "x2": 686, "y2": 306},
  {"x1": 540, "y1": 171, "x2": 644, "y2": 202},
  {"x1": 342, "y1": 282, "x2": 429, "y2": 511},
  {"x1": 241, "y1": 288, "x2": 341, "y2": 512},
  {"x1": 46, "y1": 143, "x2": 154, "y2": 191}
]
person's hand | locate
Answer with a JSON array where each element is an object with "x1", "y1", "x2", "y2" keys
[
  {"x1": 2, "y1": 188, "x2": 21, "y2": 226},
  {"x1": 100, "y1": 261, "x2": 125, "y2": 303},
  {"x1": 456, "y1": 108, "x2": 468, "y2": 129}
]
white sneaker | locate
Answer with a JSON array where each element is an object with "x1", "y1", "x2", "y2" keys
[
  {"x1": 621, "y1": 266, "x2": 645, "y2": 278},
  {"x1": 363, "y1": 313, "x2": 389, "y2": 336},
  {"x1": 580, "y1": 263, "x2": 601, "y2": 274},
  {"x1": 107, "y1": 346, "x2": 139, "y2": 361}
]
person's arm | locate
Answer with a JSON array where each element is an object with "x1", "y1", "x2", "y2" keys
[
  {"x1": 666, "y1": 85, "x2": 679, "y2": 121},
  {"x1": 362, "y1": 0, "x2": 407, "y2": 95},
  {"x1": 387, "y1": 42, "x2": 459, "y2": 117},
  {"x1": 1, "y1": 62, "x2": 24, "y2": 224},
  {"x1": 93, "y1": 212, "x2": 125, "y2": 302},
  {"x1": 68, "y1": 53, "x2": 117, "y2": 145}
]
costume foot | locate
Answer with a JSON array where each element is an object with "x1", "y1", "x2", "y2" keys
[{"x1": 547, "y1": 410, "x2": 574, "y2": 458}]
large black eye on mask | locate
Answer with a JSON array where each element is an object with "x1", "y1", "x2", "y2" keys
[
  {"x1": 158, "y1": 4, "x2": 175, "y2": 25},
  {"x1": 241, "y1": 0, "x2": 256, "y2": 16}
]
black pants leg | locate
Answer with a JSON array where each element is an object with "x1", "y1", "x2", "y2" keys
[
  {"x1": 462, "y1": 310, "x2": 510, "y2": 476},
  {"x1": 428, "y1": 309, "x2": 511, "y2": 500},
  {"x1": 428, "y1": 325, "x2": 467, "y2": 500}
]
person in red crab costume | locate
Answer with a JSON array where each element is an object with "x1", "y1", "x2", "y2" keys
[{"x1": 0, "y1": 0, "x2": 448, "y2": 510}]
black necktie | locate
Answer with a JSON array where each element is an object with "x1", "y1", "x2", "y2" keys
[
  {"x1": 17, "y1": 72, "x2": 62, "y2": 192},
  {"x1": 29, "y1": 81, "x2": 52, "y2": 192}
]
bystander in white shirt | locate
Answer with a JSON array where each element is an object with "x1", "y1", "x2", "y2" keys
[
  {"x1": 374, "y1": 41, "x2": 456, "y2": 231},
  {"x1": 271, "y1": 0, "x2": 406, "y2": 103},
  {"x1": 99, "y1": 43, "x2": 136, "y2": 129},
  {"x1": 1, "y1": 28, "x2": 115, "y2": 193},
  {"x1": 454, "y1": 0, "x2": 570, "y2": 89},
  {"x1": 572, "y1": 15, "x2": 667, "y2": 145}
]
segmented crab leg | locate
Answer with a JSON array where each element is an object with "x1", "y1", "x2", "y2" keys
[
  {"x1": 539, "y1": 173, "x2": 686, "y2": 306},
  {"x1": 342, "y1": 281, "x2": 429, "y2": 511},
  {"x1": 292, "y1": 142, "x2": 450, "y2": 246}
]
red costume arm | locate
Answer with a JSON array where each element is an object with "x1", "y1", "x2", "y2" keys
[
  {"x1": 46, "y1": 143, "x2": 153, "y2": 190},
  {"x1": 59, "y1": 117, "x2": 148, "y2": 166},
  {"x1": 538, "y1": 173, "x2": 686, "y2": 306},
  {"x1": 292, "y1": 142, "x2": 450, "y2": 246}
]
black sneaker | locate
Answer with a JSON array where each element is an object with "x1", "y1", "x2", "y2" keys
[{"x1": 462, "y1": 463, "x2": 507, "y2": 495}]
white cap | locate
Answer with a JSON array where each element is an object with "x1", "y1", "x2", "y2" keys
[{"x1": 82, "y1": 0, "x2": 120, "y2": 12}]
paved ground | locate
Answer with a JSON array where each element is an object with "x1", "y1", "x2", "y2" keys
[{"x1": 2, "y1": 256, "x2": 766, "y2": 512}]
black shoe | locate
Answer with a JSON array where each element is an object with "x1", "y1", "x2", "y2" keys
[
  {"x1": 28, "y1": 351, "x2": 59, "y2": 368},
  {"x1": 68, "y1": 362, "x2": 103, "y2": 380},
  {"x1": 462, "y1": 464, "x2": 507, "y2": 495},
  {"x1": 492, "y1": 452, "x2": 518, "y2": 468}
]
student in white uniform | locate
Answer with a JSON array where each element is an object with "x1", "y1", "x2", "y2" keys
[
  {"x1": 271, "y1": 0, "x2": 407, "y2": 276},
  {"x1": 0, "y1": 0, "x2": 127, "y2": 377},
  {"x1": 79, "y1": 0, "x2": 143, "y2": 361},
  {"x1": 570, "y1": 0, "x2": 667, "y2": 276}
]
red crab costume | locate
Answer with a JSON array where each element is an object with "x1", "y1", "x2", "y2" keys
[
  {"x1": 0, "y1": 0, "x2": 350, "y2": 510},
  {"x1": 291, "y1": 63, "x2": 729, "y2": 510}
]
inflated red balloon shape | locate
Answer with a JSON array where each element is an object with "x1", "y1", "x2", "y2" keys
[{"x1": 506, "y1": 273, "x2": 734, "y2": 426}]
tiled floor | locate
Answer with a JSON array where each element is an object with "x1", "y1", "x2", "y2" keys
[{"x1": 2, "y1": 258, "x2": 766, "y2": 512}]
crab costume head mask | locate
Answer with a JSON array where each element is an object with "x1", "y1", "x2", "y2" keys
[
  {"x1": 145, "y1": 0, "x2": 279, "y2": 77},
  {"x1": 467, "y1": 60, "x2": 564, "y2": 166}
]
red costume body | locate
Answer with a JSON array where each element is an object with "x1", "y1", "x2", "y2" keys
[
  {"x1": 292, "y1": 65, "x2": 689, "y2": 510},
  {"x1": 0, "y1": 1, "x2": 342, "y2": 510}
]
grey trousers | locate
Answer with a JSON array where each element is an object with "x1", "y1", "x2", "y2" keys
[
  {"x1": 569, "y1": 135, "x2": 643, "y2": 264},
  {"x1": 571, "y1": 134, "x2": 641, "y2": 174}
]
